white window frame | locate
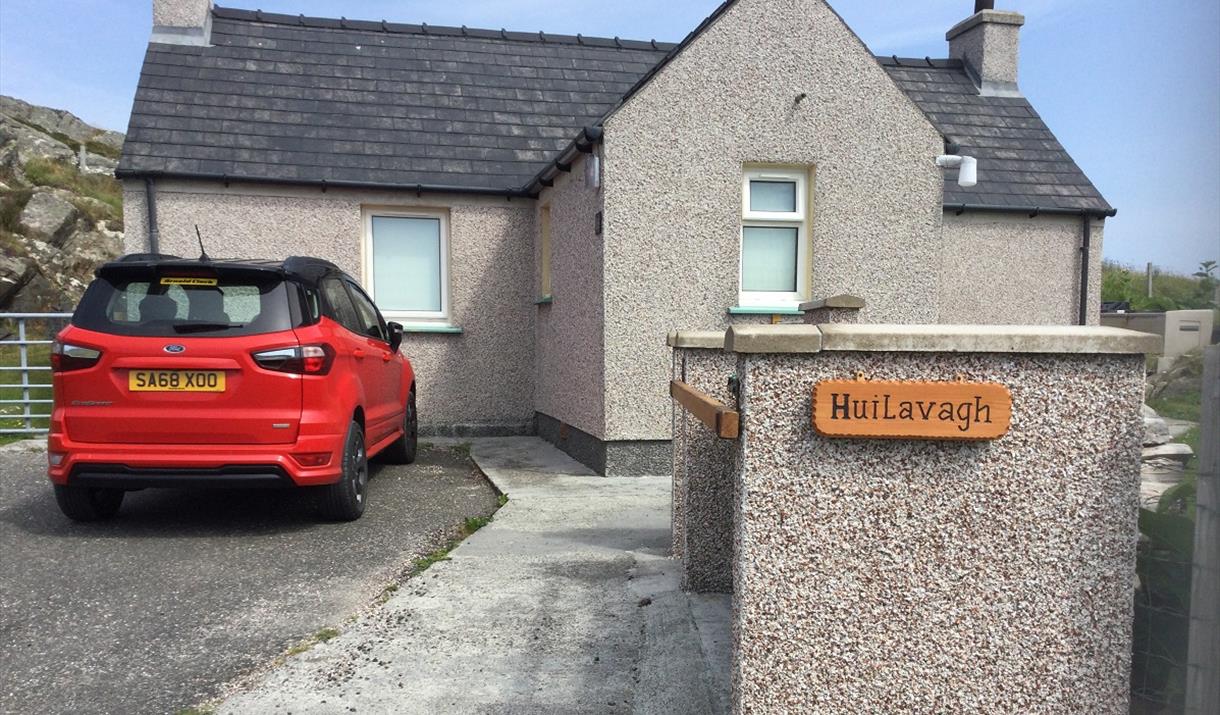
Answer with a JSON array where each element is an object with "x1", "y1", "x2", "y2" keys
[
  {"x1": 739, "y1": 167, "x2": 809, "y2": 307},
  {"x1": 361, "y1": 207, "x2": 450, "y2": 322}
]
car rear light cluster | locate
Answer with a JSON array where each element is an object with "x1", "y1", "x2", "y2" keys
[
  {"x1": 51, "y1": 340, "x2": 102, "y2": 372},
  {"x1": 252, "y1": 344, "x2": 335, "y2": 375}
]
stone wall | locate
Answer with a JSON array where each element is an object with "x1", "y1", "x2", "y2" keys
[
  {"x1": 123, "y1": 179, "x2": 536, "y2": 434},
  {"x1": 723, "y1": 323, "x2": 1156, "y2": 714},
  {"x1": 669, "y1": 331, "x2": 736, "y2": 593}
]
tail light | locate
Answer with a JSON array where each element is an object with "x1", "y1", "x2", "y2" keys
[
  {"x1": 252, "y1": 344, "x2": 334, "y2": 375},
  {"x1": 51, "y1": 340, "x2": 102, "y2": 372}
]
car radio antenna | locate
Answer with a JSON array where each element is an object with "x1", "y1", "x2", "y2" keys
[{"x1": 195, "y1": 224, "x2": 211, "y2": 263}]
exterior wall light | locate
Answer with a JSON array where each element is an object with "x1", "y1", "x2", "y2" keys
[{"x1": 936, "y1": 154, "x2": 977, "y2": 187}]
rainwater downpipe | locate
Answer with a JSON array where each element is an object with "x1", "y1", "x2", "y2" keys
[
  {"x1": 144, "y1": 176, "x2": 160, "y2": 254},
  {"x1": 1078, "y1": 214, "x2": 1091, "y2": 325}
]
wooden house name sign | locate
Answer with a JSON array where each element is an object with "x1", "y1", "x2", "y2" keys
[{"x1": 812, "y1": 379, "x2": 1012, "y2": 440}]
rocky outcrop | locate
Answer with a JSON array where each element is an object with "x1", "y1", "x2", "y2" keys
[
  {"x1": 19, "y1": 190, "x2": 79, "y2": 243},
  {"x1": 1, "y1": 96, "x2": 124, "y2": 312}
]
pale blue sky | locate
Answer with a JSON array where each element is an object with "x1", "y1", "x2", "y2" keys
[{"x1": 1, "y1": 0, "x2": 1216, "y2": 274}]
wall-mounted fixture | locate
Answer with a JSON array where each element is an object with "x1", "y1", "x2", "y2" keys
[
  {"x1": 586, "y1": 151, "x2": 601, "y2": 189},
  {"x1": 936, "y1": 154, "x2": 977, "y2": 187}
]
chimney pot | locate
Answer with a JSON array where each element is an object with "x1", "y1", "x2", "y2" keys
[{"x1": 974, "y1": 0, "x2": 995, "y2": 12}]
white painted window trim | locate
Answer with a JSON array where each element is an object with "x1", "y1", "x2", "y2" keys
[
  {"x1": 361, "y1": 207, "x2": 451, "y2": 322},
  {"x1": 739, "y1": 167, "x2": 809, "y2": 307}
]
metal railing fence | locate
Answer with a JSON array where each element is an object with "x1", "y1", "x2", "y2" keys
[{"x1": 0, "y1": 313, "x2": 71, "y2": 435}]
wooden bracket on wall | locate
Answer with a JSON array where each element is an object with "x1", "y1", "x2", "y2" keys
[{"x1": 670, "y1": 380, "x2": 739, "y2": 439}]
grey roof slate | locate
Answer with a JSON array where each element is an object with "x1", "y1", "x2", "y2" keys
[
  {"x1": 118, "y1": 6, "x2": 674, "y2": 193},
  {"x1": 879, "y1": 57, "x2": 1111, "y2": 213},
  {"x1": 119, "y1": 6, "x2": 1111, "y2": 213}
]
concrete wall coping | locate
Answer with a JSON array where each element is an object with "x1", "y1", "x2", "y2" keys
[
  {"x1": 726, "y1": 324, "x2": 1163, "y2": 354},
  {"x1": 798, "y1": 294, "x2": 865, "y2": 311},
  {"x1": 666, "y1": 330, "x2": 726, "y2": 349},
  {"x1": 946, "y1": 9, "x2": 1025, "y2": 40},
  {"x1": 724, "y1": 325, "x2": 824, "y2": 354}
]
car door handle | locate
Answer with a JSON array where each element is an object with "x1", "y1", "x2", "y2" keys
[
  {"x1": 381, "y1": 352, "x2": 393, "y2": 362},
  {"x1": 353, "y1": 349, "x2": 366, "y2": 359}
]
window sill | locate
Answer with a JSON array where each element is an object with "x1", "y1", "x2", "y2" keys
[
  {"x1": 535, "y1": 295, "x2": 554, "y2": 305},
  {"x1": 400, "y1": 323, "x2": 463, "y2": 334},
  {"x1": 727, "y1": 305, "x2": 803, "y2": 315}
]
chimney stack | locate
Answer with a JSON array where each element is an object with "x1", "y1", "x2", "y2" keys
[
  {"x1": 947, "y1": 3, "x2": 1024, "y2": 96},
  {"x1": 152, "y1": 0, "x2": 213, "y2": 46}
]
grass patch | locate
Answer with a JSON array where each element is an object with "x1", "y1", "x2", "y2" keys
[
  {"x1": 412, "y1": 546, "x2": 453, "y2": 573},
  {"x1": 175, "y1": 707, "x2": 215, "y2": 715},
  {"x1": 462, "y1": 515, "x2": 492, "y2": 535},
  {"x1": 9, "y1": 115, "x2": 121, "y2": 160},
  {"x1": 411, "y1": 509, "x2": 498, "y2": 574},
  {"x1": 497, "y1": 493, "x2": 509, "y2": 507},
  {"x1": 450, "y1": 441, "x2": 472, "y2": 457},
  {"x1": 0, "y1": 187, "x2": 35, "y2": 234},
  {"x1": 283, "y1": 625, "x2": 343, "y2": 657},
  {"x1": 23, "y1": 158, "x2": 122, "y2": 222},
  {"x1": 0, "y1": 229, "x2": 30, "y2": 258},
  {"x1": 1149, "y1": 390, "x2": 1202, "y2": 423}
]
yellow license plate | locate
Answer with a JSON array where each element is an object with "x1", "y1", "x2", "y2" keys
[{"x1": 128, "y1": 370, "x2": 226, "y2": 392}]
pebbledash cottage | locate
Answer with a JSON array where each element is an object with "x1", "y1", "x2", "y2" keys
[{"x1": 117, "y1": 0, "x2": 1114, "y2": 474}]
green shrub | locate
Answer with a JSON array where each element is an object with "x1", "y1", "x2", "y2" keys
[
  {"x1": 23, "y1": 158, "x2": 122, "y2": 223},
  {"x1": 1104, "y1": 260, "x2": 1219, "y2": 312}
]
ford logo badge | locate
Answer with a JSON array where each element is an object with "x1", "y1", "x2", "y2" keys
[{"x1": 164, "y1": 344, "x2": 186, "y2": 354}]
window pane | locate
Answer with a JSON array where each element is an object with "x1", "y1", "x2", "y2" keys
[
  {"x1": 322, "y1": 277, "x2": 362, "y2": 333},
  {"x1": 371, "y1": 216, "x2": 442, "y2": 313},
  {"x1": 346, "y1": 280, "x2": 386, "y2": 341},
  {"x1": 749, "y1": 181, "x2": 797, "y2": 213},
  {"x1": 742, "y1": 226, "x2": 798, "y2": 292}
]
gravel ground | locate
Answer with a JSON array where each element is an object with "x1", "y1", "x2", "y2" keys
[{"x1": 0, "y1": 443, "x2": 498, "y2": 715}]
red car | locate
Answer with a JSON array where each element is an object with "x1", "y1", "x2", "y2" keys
[{"x1": 48, "y1": 254, "x2": 417, "y2": 522}]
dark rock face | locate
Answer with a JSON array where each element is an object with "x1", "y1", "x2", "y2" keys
[{"x1": 0, "y1": 95, "x2": 125, "y2": 312}]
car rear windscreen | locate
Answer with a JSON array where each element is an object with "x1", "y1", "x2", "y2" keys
[{"x1": 73, "y1": 269, "x2": 297, "y2": 337}]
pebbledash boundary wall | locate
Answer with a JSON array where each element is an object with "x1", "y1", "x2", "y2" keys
[{"x1": 670, "y1": 323, "x2": 1160, "y2": 714}]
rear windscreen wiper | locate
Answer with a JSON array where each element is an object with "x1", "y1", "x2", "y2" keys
[{"x1": 172, "y1": 322, "x2": 245, "y2": 333}]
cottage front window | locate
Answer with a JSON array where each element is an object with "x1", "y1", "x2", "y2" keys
[
  {"x1": 362, "y1": 208, "x2": 450, "y2": 321},
  {"x1": 739, "y1": 168, "x2": 809, "y2": 307}
]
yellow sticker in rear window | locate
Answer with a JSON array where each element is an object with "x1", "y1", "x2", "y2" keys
[{"x1": 160, "y1": 277, "x2": 218, "y2": 287}]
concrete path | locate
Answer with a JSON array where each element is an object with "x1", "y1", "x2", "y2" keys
[{"x1": 217, "y1": 437, "x2": 731, "y2": 715}]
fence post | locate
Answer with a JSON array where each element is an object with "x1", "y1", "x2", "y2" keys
[
  {"x1": 1186, "y1": 345, "x2": 1219, "y2": 714},
  {"x1": 18, "y1": 318, "x2": 31, "y2": 432}
]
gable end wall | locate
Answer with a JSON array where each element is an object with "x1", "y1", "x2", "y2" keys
[{"x1": 600, "y1": 0, "x2": 945, "y2": 442}]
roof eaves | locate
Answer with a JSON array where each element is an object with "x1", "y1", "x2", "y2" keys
[{"x1": 115, "y1": 167, "x2": 535, "y2": 199}]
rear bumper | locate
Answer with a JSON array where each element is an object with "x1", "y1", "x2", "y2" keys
[
  {"x1": 70, "y1": 465, "x2": 296, "y2": 489},
  {"x1": 47, "y1": 432, "x2": 345, "y2": 488}
]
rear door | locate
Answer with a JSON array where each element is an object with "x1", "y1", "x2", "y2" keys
[
  {"x1": 61, "y1": 266, "x2": 304, "y2": 445},
  {"x1": 343, "y1": 279, "x2": 402, "y2": 444},
  {"x1": 319, "y1": 276, "x2": 391, "y2": 439}
]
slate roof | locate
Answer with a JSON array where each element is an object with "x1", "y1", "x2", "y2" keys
[
  {"x1": 118, "y1": 5, "x2": 1112, "y2": 214},
  {"x1": 880, "y1": 57, "x2": 1112, "y2": 214},
  {"x1": 118, "y1": 7, "x2": 674, "y2": 194}
]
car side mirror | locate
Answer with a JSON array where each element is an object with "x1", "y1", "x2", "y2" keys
[{"x1": 387, "y1": 321, "x2": 404, "y2": 352}]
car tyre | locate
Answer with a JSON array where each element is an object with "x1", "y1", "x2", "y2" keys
[
  {"x1": 53, "y1": 484, "x2": 124, "y2": 521},
  {"x1": 380, "y1": 389, "x2": 418, "y2": 465},
  {"x1": 318, "y1": 420, "x2": 369, "y2": 521}
]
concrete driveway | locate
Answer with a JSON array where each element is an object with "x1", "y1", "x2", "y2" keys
[{"x1": 0, "y1": 442, "x2": 498, "y2": 715}]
